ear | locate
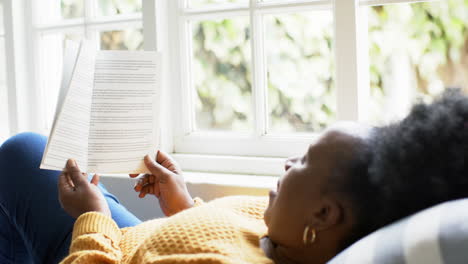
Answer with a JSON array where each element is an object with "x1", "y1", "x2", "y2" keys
[{"x1": 310, "y1": 197, "x2": 344, "y2": 230}]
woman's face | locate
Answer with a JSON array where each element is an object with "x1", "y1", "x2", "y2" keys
[{"x1": 263, "y1": 123, "x2": 369, "y2": 262}]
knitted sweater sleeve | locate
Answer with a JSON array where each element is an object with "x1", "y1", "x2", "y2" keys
[{"x1": 60, "y1": 212, "x2": 123, "y2": 264}]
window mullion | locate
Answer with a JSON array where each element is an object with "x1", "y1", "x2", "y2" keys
[
  {"x1": 357, "y1": 6, "x2": 370, "y2": 122},
  {"x1": 333, "y1": 0, "x2": 366, "y2": 121},
  {"x1": 142, "y1": 0, "x2": 157, "y2": 51},
  {"x1": 143, "y1": 0, "x2": 174, "y2": 152},
  {"x1": 250, "y1": 0, "x2": 267, "y2": 137},
  {"x1": 172, "y1": 0, "x2": 190, "y2": 151},
  {"x1": 3, "y1": 0, "x2": 18, "y2": 134},
  {"x1": 84, "y1": 0, "x2": 95, "y2": 39},
  {"x1": 4, "y1": 0, "x2": 39, "y2": 133},
  {"x1": 178, "y1": 1, "x2": 196, "y2": 136}
]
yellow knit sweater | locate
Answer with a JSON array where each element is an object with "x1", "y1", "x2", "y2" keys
[{"x1": 60, "y1": 196, "x2": 274, "y2": 264}]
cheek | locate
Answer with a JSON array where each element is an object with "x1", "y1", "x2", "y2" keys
[
  {"x1": 263, "y1": 191, "x2": 276, "y2": 226},
  {"x1": 265, "y1": 195, "x2": 287, "y2": 238},
  {"x1": 263, "y1": 207, "x2": 271, "y2": 226},
  {"x1": 265, "y1": 194, "x2": 305, "y2": 247}
]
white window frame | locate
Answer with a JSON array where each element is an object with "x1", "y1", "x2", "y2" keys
[
  {"x1": 166, "y1": 0, "x2": 360, "y2": 175},
  {"x1": 171, "y1": 0, "x2": 335, "y2": 160},
  {"x1": 2, "y1": 0, "x2": 32, "y2": 135},
  {"x1": 163, "y1": 0, "x2": 438, "y2": 175},
  {"x1": 0, "y1": 1, "x2": 11, "y2": 138}
]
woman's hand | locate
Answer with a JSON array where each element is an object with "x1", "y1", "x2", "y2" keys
[
  {"x1": 58, "y1": 159, "x2": 111, "y2": 218},
  {"x1": 130, "y1": 151, "x2": 193, "y2": 216}
]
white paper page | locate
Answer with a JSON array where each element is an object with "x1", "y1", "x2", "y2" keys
[
  {"x1": 87, "y1": 51, "x2": 160, "y2": 173},
  {"x1": 40, "y1": 42, "x2": 96, "y2": 171},
  {"x1": 52, "y1": 40, "x2": 80, "y2": 130}
]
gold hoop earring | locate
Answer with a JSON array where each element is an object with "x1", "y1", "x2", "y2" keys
[{"x1": 303, "y1": 226, "x2": 317, "y2": 245}]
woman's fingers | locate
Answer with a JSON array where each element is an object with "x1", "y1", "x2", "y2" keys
[
  {"x1": 131, "y1": 172, "x2": 156, "y2": 197},
  {"x1": 135, "y1": 175, "x2": 160, "y2": 198},
  {"x1": 58, "y1": 172, "x2": 73, "y2": 192},
  {"x1": 153, "y1": 178, "x2": 161, "y2": 198},
  {"x1": 134, "y1": 174, "x2": 158, "y2": 190},
  {"x1": 134, "y1": 175, "x2": 149, "y2": 192},
  {"x1": 156, "y1": 150, "x2": 177, "y2": 167},
  {"x1": 66, "y1": 159, "x2": 87, "y2": 188},
  {"x1": 66, "y1": 174, "x2": 74, "y2": 189},
  {"x1": 139, "y1": 185, "x2": 149, "y2": 198},
  {"x1": 90, "y1": 174, "x2": 100, "y2": 186},
  {"x1": 144, "y1": 155, "x2": 170, "y2": 183}
]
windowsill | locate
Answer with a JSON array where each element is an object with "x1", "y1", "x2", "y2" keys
[
  {"x1": 173, "y1": 153, "x2": 286, "y2": 176},
  {"x1": 103, "y1": 171, "x2": 277, "y2": 190},
  {"x1": 183, "y1": 171, "x2": 277, "y2": 189}
]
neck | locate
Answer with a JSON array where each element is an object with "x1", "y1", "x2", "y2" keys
[
  {"x1": 260, "y1": 236, "x2": 335, "y2": 264},
  {"x1": 275, "y1": 245, "x2": 305, "y2": 264},
  {"x1": 260, "y1": 237, "x2": 301, "y2": 264}
]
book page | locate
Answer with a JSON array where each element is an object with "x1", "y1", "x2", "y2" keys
[
  {"x1": 87, "y1": 51, "x2": 160, "y2": 173},
  {"x1": 40, "y1": 42, "x2": 96, "y2": 171},
  {"x1": 52, "y1": 40, "x2": 80, "y2": 129}
]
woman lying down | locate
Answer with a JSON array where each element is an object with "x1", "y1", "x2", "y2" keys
[{"x1": 1, "y1": 89, "x2": 467, "y2": 264}]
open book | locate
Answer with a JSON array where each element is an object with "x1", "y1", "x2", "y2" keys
[{"x1": 40, "y1": 40, "x2": 161, "y2": 174}]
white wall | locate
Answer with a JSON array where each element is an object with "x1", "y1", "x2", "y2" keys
[{"x1": 100, "y1": 175, "x2": 272, "y2": 221}]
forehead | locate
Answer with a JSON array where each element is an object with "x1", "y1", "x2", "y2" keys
[{"x1": 306, "y1": 122, "x2": 370, "y2": 158}]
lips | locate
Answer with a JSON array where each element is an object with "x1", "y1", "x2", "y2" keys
[{"x1": 269, "y1": 190, "x2": 277, "y2": 199}]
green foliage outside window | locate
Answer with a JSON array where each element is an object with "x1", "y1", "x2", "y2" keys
[
  {"x1": 194, "y1": 0, "x2": 468, "y2": 131},
  {"x1": 369, "y1": 0, "x2": 468, "y2": 122}
]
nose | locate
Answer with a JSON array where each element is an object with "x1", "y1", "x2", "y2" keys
[{"x1": 284, "y1": 157, "x2": 298, "y2": 171}]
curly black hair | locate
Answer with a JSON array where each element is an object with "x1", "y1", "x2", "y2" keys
[{"x1": 341, "y1": 88, "x2": 468, "y2": 249}]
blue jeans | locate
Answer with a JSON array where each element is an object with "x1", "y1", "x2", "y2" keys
[{"x1": 0, "y1": 132, "x2": 142, "y2": 264}]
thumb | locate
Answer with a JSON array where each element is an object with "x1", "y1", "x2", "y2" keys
[
  {"x1": 66, "y1": 159, "x2": 87, "y2": 188},
  {"x1": 91, "y1": 174, "x2": 100, "y2": 186},
  {"x1": 144, "y1": 155, "x2": 171, "y2": 183},
  {"x1": 58, "y1": 171, "x2": 73, "y2": 192}
]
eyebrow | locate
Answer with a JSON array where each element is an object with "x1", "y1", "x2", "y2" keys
[{"x1": 304, "y1": 147, "x2": 311, "y2": 161}]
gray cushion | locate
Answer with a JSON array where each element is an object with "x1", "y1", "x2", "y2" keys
[{"x1": 328, "y1": 198, "x2": 468, "y2": 264}]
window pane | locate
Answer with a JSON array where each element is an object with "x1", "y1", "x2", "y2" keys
[
  {"x1": 38, "y1": 33, "x2": 84, "y2": 129},
  {"x1": 0, "y1": 37, "x2": 9, "y2": 141},
  {"x1": 100, "y1": 28, "x2": 144, "y2": 50},
  {"x1": 192, "y1": 17, "x2": 252, "y2": 131},
  {"x1": 36, "y1": 0, "x2": 84, "y2": 24},
  {"x1": 61, "y1": 0, "x2": 84, "y2": 19},
  {"x1": 0, "y1": 5, "x2": 5, "y2": 141},
  {"x1": 97, "y1": 0, "x2": 142, "y2": 16},
  {"x1": 367, "y1": 0, "x2": 468, "y2": 124},
  {"x1": 265, "y1": 11, "x2": 335, "y2": 133},
  {"x1": 0, "y1": 4, "x2": 4, "y2": 35},
  {"x1": 188, "y1": 0, "x2": 247, "y2": 8}
]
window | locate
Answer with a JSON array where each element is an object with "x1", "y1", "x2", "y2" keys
[
  {"x1": 170, "y1": 0, "x2": 468, "y2": 174},
  {"x1": 170, "y1": 0, "x2": 364, "y2": 175},
  {"x1": 0, "y1": 2, "x2": 8, "y2": 142},
  {"x1": 33, "y1": 0, "x2": 144, "y2": 130},
  {"x1": 171, "y1": 0, "x2": 341, "y2": 163},
  {"x1": 2, "y1": 0, "x2": 466, "y2": 176}
]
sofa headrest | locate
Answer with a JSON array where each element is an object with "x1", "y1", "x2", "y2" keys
[{"x1": 328, "y1": 198, "x2": 468, "y2": 264}]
